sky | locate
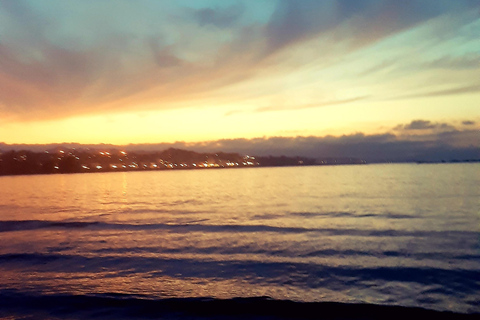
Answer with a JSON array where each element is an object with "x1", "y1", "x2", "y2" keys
[{"x1": 0, "y1": 0, "x2": 479, "y2": 160}]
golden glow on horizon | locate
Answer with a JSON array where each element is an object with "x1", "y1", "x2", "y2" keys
[{"x1": 1, "y1": 90, "x2": 479, "y2": 145}]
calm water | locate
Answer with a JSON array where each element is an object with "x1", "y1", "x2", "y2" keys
[{"x1": 0, "y1": 164, "x2": 479, "y2": 318}]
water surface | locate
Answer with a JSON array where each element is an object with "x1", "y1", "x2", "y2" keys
[{"x1": 0, "y1": 163, "x2": 479, "y2": 318}]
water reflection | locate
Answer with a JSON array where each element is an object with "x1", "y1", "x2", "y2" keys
[{"x1": 0, "y1": 164, "x2": 479, "y2": 312}]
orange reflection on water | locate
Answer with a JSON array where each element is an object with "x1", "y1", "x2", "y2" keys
[{"x1": 0, "y1": 164, "x2": 479, "y2": 309}]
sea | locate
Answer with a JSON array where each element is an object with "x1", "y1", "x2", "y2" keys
[{"x1": 0, "y1": 163, "x2": 479, "y2": 319}]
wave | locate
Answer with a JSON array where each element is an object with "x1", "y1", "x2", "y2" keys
[
  {"x1": 0, "y1": 220, "x2": 475, "y2": 238},
  {"x1": 0, "y1": 220, "x2": 99, "y2": 232},
  {"x1": 290, "y1": 211, "x2": 417, "y2": 219},
  {"x1": 0, "y1": 290, "x2": 477, "y2": 320},
  {"x1": 86, "y1": 246, "x2": 478, "y2": 261},
  {"x1": 1, "y1": 253, "x2": 479, "y2": 292}
]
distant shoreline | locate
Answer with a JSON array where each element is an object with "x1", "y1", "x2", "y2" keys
[
  {"x1": 1, "y1": 146, "x2": 479, "y2": 177},
  {"x1": 0, "y1": 147, "x2": 366, "y2": 177},
  {"x1": 0, "y1": 159, "x2": 478, "y2": 178}
]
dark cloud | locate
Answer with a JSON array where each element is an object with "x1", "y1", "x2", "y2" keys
[
  {"x1": 120, "y1": 129, "x2": 478, "y2": 163},
  {"x1": 394, "y1": 120, "x2": 457, "y2": 131},
  {"x1": 2, "y1": 128, "x2": 478, "y2": 162},
  {"x1": 434, "y1": 129, "x2": 479, "y2": 148},
  {"x1": 192, "y1": 4, "x2": 244, "y2": 28},
  {"x1": 265, "y1": 0, "x2": 385, "y2": 54},
  {"x1": 263, "y1": 0, "x2": 479, "y2": 57},
  {"x1": 462, "y1": 120, "x2": 476, "y2": 125},
  {"x1": 403, "y1": 120, "x2": 436, "y2": 130},
  {"x1": 264, "y1": 0, "x2": 372, "y2": 56},
  {"x1": 264, "y1": 0, "x2": 315, "y2": 55},
  {"x1": 148, "y1": 38, "x2": 184, "y2": 68}
]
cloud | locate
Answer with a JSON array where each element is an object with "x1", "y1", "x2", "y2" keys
[
  {"x1": 254, "y1": 96, "x2": 368, "y2": 113},
  {"x1": 396, "y1": 85, "x2": 480, "y2": 101},
  {"x1": 117, "y1": 127, "x2": 478, "y2": 162},
  {"x1": 0, "y1": 1, "x2": 259, "y2": 121},
  {"x1": 226, "y1": 96, "x2": 369, "y2": 115},
  {"x1": 462, "y1": 120, "x2": 476, "y2": 125},
  {"x1": 403, "y1": 120, "x2": 437, "y2": 130},
  {"x1": 0, "y1": 1, "x2": 478, "y2": 123},
  {"x1": 262, "y1": 0, "x2": 479, "y2": 58},
  {"x1": 426, "y1": 55, "x2": 480, "y2": 70},
  {"x1": 0, "y1": 0, "x2": 48, "y2": 41},
  {"x1": 394, "y1": 120, "x2": 457, "y2": 131},
  {"x1": 192, "y1": 4, "x2": 244, "y2": 28},
  {"x1": 2, "y1": 123, "x2": 478, "y2": 162},
  {"x1": 148, "y1": 39, "x2": 184, "y2": 68},
  {"x1": 263, "y1": 0, "x2": 400, "y2": 56}
]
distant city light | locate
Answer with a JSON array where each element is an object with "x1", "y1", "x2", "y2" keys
[{"x1": 0, "y1": 148, "x2": 268, "y2": 176}]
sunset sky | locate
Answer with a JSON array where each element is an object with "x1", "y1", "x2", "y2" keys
[{"x1": 0, "y1": 0, "x2": 479, "y2": 157}]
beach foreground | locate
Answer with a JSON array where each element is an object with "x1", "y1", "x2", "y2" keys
[{"x1": 0, "y1": 292, "x2": 478, "y2": 320}]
